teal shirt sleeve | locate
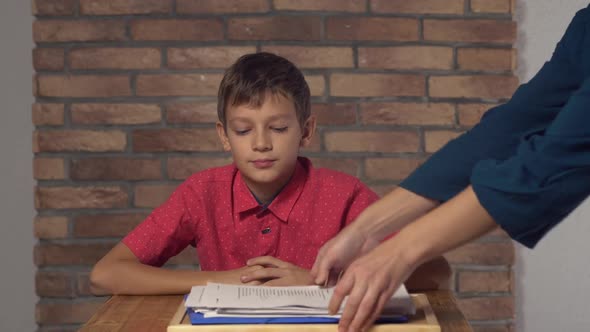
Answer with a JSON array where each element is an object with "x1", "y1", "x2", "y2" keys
[{"x1": 400, "y1": 6, "x2": 590, "y2": 248}]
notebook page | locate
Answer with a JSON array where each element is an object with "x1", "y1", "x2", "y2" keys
[{"x1": 199, "y1": 283, "x2": 331, "y2": 309}]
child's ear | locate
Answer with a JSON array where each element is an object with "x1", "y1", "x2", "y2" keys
[
  {"x1": 300, "y1": 115, "x2": 317, "y2": 148},
  {"x1": 216, "y1": 121, "x2": 232, "y2": 151}
]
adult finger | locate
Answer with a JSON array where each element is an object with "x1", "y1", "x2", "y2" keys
[
  {"x1": 311, "y1": 246, "x2": 337, "y2": 285},
  {"x1": 336, "y1": 274, "x2": 366, "y2": 332},
  {"x1": 346, "y1": 285, "x2": 380, "y2": 332},
  {"x1": 310, "y1": 246, "x2": 325, "y2": 280},
  {"x1": 328, "y1": 271, "x2": 353, "y2": 315},
  {"x1": 360, "y1": 287, "x2": 391, "y2": 332}
]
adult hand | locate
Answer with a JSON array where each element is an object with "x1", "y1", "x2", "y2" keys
[
  {"x1": 329, "y1": 238, "x2": 417, "y2": 332},
  {"x1": 310, "y1": 224, "x2": 380, "y2": 287},
  {"x1": 240, "y1": 256, "x2": 313, "y2": 286}
]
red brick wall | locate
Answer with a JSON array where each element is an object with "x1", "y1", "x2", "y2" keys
[{"x1": 32, "y1": 0, "x2": 517, "y2": 330}]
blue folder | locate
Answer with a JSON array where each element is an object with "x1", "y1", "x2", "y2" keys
[{"x1": 187, "y1": 309, "x2": 408, "y2": 325}]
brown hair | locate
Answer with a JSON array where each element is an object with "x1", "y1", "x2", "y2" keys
[{"x1": 217, "y1": 52, "x2": 311, "y2": 128}]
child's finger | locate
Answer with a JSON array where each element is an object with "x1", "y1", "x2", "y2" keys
[
  {"x1": 241, "y1": 267, "x2": 285, "y2": 282},
  {"x1": 247, "y1": 256, "x2": 288, "y2": 268},
  {"x1": 244, "y1": 280, "x2": 262, "y2": 286}
]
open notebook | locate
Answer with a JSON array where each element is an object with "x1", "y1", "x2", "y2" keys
[{"x1": 185, "y1": 283, "x2": 415, "y2": 319}]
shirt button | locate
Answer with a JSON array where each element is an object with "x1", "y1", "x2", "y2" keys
[{"x1": 261, "y1": 227, "x2": 271, "y2": 234}]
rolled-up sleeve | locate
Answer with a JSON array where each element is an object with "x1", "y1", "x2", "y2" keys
[
  {"x1": 472, "y1": 77, "x2": 590, "y2": 248},
  {"x1": 400, "y1": 6, "x2": 589, "y2": 247}
]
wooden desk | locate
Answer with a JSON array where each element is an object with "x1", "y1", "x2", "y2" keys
[{"x1": 80, "y1": 291, "x2": 472, "y2": 332}]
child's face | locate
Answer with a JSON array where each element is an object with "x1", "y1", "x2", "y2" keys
[{"x1": 216, "y1": 93, "x2": 315, "y2": 196}]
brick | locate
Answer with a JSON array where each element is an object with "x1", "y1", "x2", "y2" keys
[
  {"x1": 32, "y1": 0, "x2": 76, "y2": 15},
  {"x1": 358, "y1": 46, "x2": 453, "y2": 70},
  {"x1": 166, "y1": 103, "x2": 218, "y2": 124},
  {"x1": 131, "y1": 19, "x2": 223, "y2": 41},
  {"x1": 458, "y1": 103, "x2": 497, "y2": 126},
  {"x1": 70, "y1": 157, "x2": 161, "y2": 181},
  {"x1": 136, "y1": 74, "x2": 222, "y2": 97},
  {"x1": 371, "y1": 0, "x2": 464, "y2": 14},
  {"x1": 167, "y1": 157, "x2": 232, "y2": 180},
  {"x1": 34, "y1": 216, "x2": 69, "y2": 239},
  {"x1": 80, "y1": 0, "x2": 172, "y2": 15},
  {"x1": 429, "y1": 75, "x2": 518, "y2": 99},
  {"x1": 36, "y1": 300, "x2": 105, "y2": 324},
  {"x1": 35, "y1": 186, "x2": 128, "y2": 209},
  {"x1": 133, "y1": 129, "x2": 222, "y2": 152},
  {"x1": 134, "y1": 184, "x2": 177, "y2": 208},
  {"x1": 458, "y1": 48, "x2": 515, "y2": 71},
  {"x1": 37, "y1": 75, "x2": 131, "y2": 98},
  {"x1": 326, "y1": 17, "x2": 418, "y2": 41},
  {"x1": 425, "y1": 130, "x2": 463, "y2": 153},
  {"x1": 167, "y1": 47, "x2": 255, "y2": 69},
  {"x1": 456, "y1": 296, "x2": 514, "y2": 320},
  {"x1": 274, "y1": 0, "x2": 366, "y2": 12},
  {"x1": 34, "y1": 243, "x2": 115, "y2": 266},
  {"x1": 361, "y1": 103, "x2": 455, "y2": 126},
  {"x1": 261, "y1": 46, "x2": 354, "y2": 68},
  {"x1": 34, "y1": 157, "x2": 65, "y2": 180},
  {"x1": 228, "y1": 17, "x2": 321, "y2": 41},
  {"x1": 458, "y1": 270, "x2": 512, "y2": 293},
  {"x1": 177, "y1": 0, "x2": 269, "y2": 13},
  {"x1": 325, "y1": 131, "x2": 419, "y2": 153},
  {"x1": 312, "y1": 103, "x2": 356, "y2": 125},
  {"x1": 331, "y1": 74, "x2": 424, "y2": 97},
  {"x1": 69, "y1": 48, "x2": 161, "y2": 70},
  {"x1": 33, "y1": 20, "x2": 126, "y2": 42},
  {"x1": 303, "y1": 133, "x2": 321, "y2": 152},
  {"x1": 308, "y1": 158, "x2": 359, "y2": 177},
  {"x1": 445, "y1": 242, "x2": 514, "y2": 265},
  {"x1": 32, "y1": 103, "x2": 64, "y2": 126},
  {"x1": 34, "y1": 130, "x2": 127, "y2": 152},
  {"x1": 306, "y1": 75, "x2": 325, "y2": 97},
  {"x1": 73, "y1": 213, "x2": 148, "y2": 238},
  {"x1": 33, "y1": 48, "x2": 64, "y2": 71},
  {"x1": 36, "y1": 271, "x2": 74, "y2": 297},
  {"x1": 71, "y1": 103, "x2": 161, "y2": 125},
  {"x1": 365, "y1": 158, "x2": 424, "y2": 181},
  {"x1": 471, "y1": 0, "x2": 511, "y2": 13},
  {"x1": 424, "y1": 19, "x2": 516, "y2": 43},
  {"x1": 76, "y1": 273, "x2": 92, "y2": 296}
]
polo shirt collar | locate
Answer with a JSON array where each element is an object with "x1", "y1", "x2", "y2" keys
[{"x1": 233, "y1": 157, "x2": 310, "y2": 223}]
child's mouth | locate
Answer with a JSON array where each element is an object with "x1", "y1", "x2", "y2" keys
[{"x1": 251, "y1": 159, "x2": 276, "y2": 169}]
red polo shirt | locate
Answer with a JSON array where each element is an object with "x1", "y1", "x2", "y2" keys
[{"x1": 123, "y1": 157, "x2": 378, "y2": 270}]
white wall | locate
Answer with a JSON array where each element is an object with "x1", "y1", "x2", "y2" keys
[
  {"x1": 515, "y1": 1, "x2": 590, "y2": 331},
  {"x1": 0, "y1": 0, "x2": 35, "y2": 331}
]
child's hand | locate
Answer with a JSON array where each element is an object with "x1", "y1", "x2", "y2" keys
[
  {"x1": 217, "y1": 265, "x2": 266, "y2": 285},
  {"x1": 240, "y1": 256, "x2": 314, "y2": 286}
]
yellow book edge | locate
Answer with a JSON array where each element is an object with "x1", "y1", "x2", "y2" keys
[{"x1": 167, "y1": 293, "x2": 440, "y2": 332}]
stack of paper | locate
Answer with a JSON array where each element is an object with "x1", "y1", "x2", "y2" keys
[{"x1": 185, "y1": 283, "x2": 415, "y2": 319}]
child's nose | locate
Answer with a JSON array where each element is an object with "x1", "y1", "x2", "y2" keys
[{"x1": 252, "y1": 131, "x2": 272, "y2": 151}]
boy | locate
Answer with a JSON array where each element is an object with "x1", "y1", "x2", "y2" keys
[{"x1": 90, "y1": 52, "x2": 449, "y2": 295}]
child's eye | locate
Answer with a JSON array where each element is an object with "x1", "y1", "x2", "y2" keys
[
  {"x1": 234, "y1": 129, "x2": 251, "y2": 135},
  {"x1": 272, "y1": 127, "x2": 288, "y2": 133}
]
